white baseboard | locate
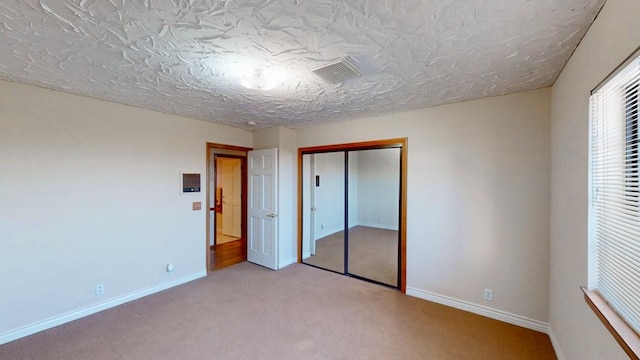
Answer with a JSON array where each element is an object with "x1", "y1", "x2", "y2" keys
[
  {"x1": 406, "y1": 287, "x2": 549, "y2": 333},
  {"x1": 356, "y1": 222, "x2": 398, "y2": 231},
  {"x1": 547, "y1": 326, "x2": 565, "y2": 360},
  {"x1": 0, "y1": 271, "x2": 206, "y2": 345}
]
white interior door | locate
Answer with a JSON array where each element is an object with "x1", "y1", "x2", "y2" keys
[
  {"x1": 247, "y1": 148, "x2": 278, "y2": 269},
  {"x1": 222, "y1": 159, "x2": 242, "y2": 238}
]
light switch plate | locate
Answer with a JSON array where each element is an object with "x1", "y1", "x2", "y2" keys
[{"x1": 192, "y1": 202, "x2": 202, "y2": 211}]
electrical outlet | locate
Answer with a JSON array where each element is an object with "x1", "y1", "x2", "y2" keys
[
  {"x1": 484, "y1": 288, "x2": 493, "y2": 301},
  {"x1": 96, "y1": 283, "x2": 105, "y2": 296}
]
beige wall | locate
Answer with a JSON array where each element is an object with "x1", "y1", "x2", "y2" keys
[
  {"x1": 296, "y1": 88, "x2": 551, "y2": 324},
  {"x1": 549, "y1": 0, "x2": 640, "y2": 358},
  {"x1": 0, "y1": 80, "x2": 251, "y2": 341},
  {"x1": 4, "y1": 1, "x2": 636, "y2": 351}
]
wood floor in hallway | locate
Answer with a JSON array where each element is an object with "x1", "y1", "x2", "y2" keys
[{"x1": 210, "y1": 239, "x2": 246, "y2": 270}]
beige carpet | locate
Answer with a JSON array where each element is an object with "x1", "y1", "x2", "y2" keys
[
  {"x1": 0, "y1": 262, "x2": 556, "y2": 360},
  {"x1": 303, "y1": 226, "x2": 398, "y2": 286}
]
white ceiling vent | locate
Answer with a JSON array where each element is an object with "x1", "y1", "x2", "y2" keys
[{"x1": 311, "y1": 58, "x2": 363, "y2": 84}]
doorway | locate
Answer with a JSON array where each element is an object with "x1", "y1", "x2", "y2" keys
[
  {"x1": 298, "y1": 138, "x2": 408, "y2": 292},
  {"x1": 215, "y1": 155, "x2": 242, "y2": 245},
  {"x1": 206, "y1": 143, "x2": 252, "y2": 272}
]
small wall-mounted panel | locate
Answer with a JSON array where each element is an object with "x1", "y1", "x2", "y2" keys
[{"x1": 182, "y1": 173, "x2": 201, "y2": 193}]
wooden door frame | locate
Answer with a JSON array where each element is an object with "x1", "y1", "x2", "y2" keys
[
  {"x1": 206, "y1": 143, "x2": 252, "y2": 273},
  {"x1": 297, "y1": 138, "x2": 408, "y2": 293}
]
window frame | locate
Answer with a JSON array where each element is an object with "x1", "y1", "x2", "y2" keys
[
  {"x1": 582, "y1": 288, "x2": 640, "y2": 359},
  {"x1": 587, "y1": 47, "x2": 640, "y2": 360}
]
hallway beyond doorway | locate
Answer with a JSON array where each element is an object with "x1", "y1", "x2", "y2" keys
[
  {"x1": 216, "y1": 212, "x2": 239, "y2": 245},
  {"x1": 210, "y1": 240, "x2": 246, "y2": 270}
]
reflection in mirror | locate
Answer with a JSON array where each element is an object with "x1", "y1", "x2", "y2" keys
[
  {"x1": 302, "y1": 152, "x2": 345, "y2": 273},
  {"x1": 347, "y1": 148, "x2": 400, "y2": 287}
]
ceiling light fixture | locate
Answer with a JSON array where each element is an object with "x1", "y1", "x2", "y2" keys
[{"x1": 240, "y1": 68, "x2": 279, "y2": 91}]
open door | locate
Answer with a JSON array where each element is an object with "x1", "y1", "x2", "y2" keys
[{"x1": 247, "y1": 148, "x2": 278, "y2": 269}]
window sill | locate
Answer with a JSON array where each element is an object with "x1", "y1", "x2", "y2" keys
[{"x1": 581, "y1": 287, "x2": 640, "y2": 360}]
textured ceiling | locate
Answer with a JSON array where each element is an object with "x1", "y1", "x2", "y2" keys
[{"x1": 0, "y1": 0, "x2": 605, "y2": 130}]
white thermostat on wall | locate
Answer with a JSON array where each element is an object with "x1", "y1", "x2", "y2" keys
[{"x1": 181, "y1": 173, "x2": 201, "y2": 193}]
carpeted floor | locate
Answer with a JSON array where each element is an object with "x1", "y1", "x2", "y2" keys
[
  {"x1": 303, "y1": 226, "x2": 398, "y2": 286},
  {"x1": 0, "y1": 262, "x2": 556, "y2": 360}
]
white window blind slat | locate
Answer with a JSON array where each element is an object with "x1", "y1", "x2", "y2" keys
[
  {"x1": 598, "y1": 278, "x2": 640, "y2": 325},
  {"x1": 595, "y1": 229, "x2": 640, "y2": 253}
]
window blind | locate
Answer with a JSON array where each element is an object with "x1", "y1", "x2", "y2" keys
[{"x1": 589, "y1": 51, "x2": 640, "y2": 335}]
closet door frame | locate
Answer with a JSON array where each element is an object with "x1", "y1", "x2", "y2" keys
[{"x1": 297, "y1": 138, "x2": 408, "y2": 293}]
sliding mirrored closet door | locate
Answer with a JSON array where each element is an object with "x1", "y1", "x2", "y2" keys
[
  {"x1": 301, "y1": 146, "x2": 401, "y2": 288},
  {"x1": 301, "y1": 152, "x2": 345, "y2": 273},
  {"x1": 347, "y1": 148, "x2": 400, "y2": 287}
]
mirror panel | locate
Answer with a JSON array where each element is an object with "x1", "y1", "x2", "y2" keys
[
  {"x1": 347, "y1": 148, "x2": 400, "y2": 286},
  {"x1": 302, "y1": 152, "x2": 345, "y2": 273}
]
